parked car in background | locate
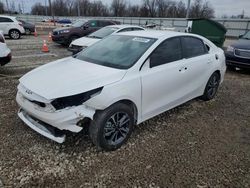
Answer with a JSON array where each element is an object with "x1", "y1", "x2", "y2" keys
[
  {"x1": 52, "y1": 19, "x2": 119, "y2": 46},
  {"x1": 68, "y1": 25, "x2": 145, "y2": 54},
  {"x1": 57, "y1": 19, "x2": 72, "y2": 24},
  {"x1": 0, "y1": 31, "x2": 11, "y2": 66},
  {"x1": 0, "y1": 15, "x2": 25, "y2": 39},
  {"x1": 16, "y1": 30, "x2": 226, "y2": 151},
  {"x1": 19, "y1": 20, "x2": 35, "y2": 35},
  {"x1": 226, "y1": 30, "x2": 250, "y2": 70}
]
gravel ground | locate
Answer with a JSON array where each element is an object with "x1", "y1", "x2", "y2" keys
[{"x1": 0, "y1": 35, "x2": 250, "y2": 187}]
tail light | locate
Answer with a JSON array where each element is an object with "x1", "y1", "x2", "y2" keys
[{"x1": 0, "y1": 35, "x2": 5, "y2": 43}]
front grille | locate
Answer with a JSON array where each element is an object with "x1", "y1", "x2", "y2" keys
[{"x1": 234, "y1": 48, "x2": 250, "y2": 59}]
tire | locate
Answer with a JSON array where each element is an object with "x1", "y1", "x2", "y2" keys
[
  {"x1": 9, "y1": 29, "x2": 21, "y2": 39},
  {"x1": 89, "y1": 103, "x2": 135, "y2": 151},
  {"x1": 227, "y1": 65, "x2": 236, "y2": 71},
  {"x1": 201, "y1": 72, "x2": 220, "y2": 101}
]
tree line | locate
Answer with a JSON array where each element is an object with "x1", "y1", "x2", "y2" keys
[{"x1": 0, "y1": 0, "x2": 215, "y2": 18}]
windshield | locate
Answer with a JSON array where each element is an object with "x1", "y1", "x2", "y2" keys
[
  {"x1": 88, "y1": 27, "x2": 118, "y2": 39},
  {"x1": 72, "y1": 20, "x2": 87, "y2": 27},
  {"x1": 75, "y1": 35, "x2": 156, "y2": 69},
  {"x1": 242, "y1": 31, "x2": 250, "y2": 40}
]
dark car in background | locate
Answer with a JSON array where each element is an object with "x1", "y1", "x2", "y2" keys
[
  {"x1": 52, "y1": 19, "x2": 118, "y2": 46},
  {"x1": 57, "y1": 19, "x2": 72, "y2": 24},
  {"x1": 226, "y1": 30, "x2": 250, "y2": 70},
  {"x1": 19, "y1": 20, "x2": 35, "y2": 35}
]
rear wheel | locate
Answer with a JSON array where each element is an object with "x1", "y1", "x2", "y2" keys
[
  {"x1": 9, "y1": 29, "x2": 21, "y2": 39},
  {"x1": 201, "y1": 72, "x2": 220, "y2": 101},
  {"x1": 89, "y1": 103, "x2": 134, "y2": 151}
]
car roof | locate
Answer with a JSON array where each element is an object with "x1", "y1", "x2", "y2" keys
[
  {"x1": 0, "y1": 15, "x2": 16, "y2": 19},
  {"x1": 113, "y1": 30, "x2": 185, "y2": 39},
  {"x1": 106, "y1": 24, "x2": 144, "y2": 29},
  {"x1": 113, "y1": 30, "x2": 205, "y2": 40}
]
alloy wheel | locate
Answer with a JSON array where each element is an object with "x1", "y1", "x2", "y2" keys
[{"x1": 104, "y1": 112, "x2": 131, "y2": 145}]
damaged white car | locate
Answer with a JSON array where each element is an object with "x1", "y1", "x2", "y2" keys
[{"x1": 16, "y1": 30, "x2": 226, "y2": 151}]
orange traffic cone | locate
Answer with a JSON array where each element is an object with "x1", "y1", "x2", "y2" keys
[
  {"x1": 42, "y1": 40, "x2": 49, "y2": 52},
  {"x1": 48, "y1": 32, "x2": 52, "y2": 42},
  {"x1": 34, "y1": 28, "x2": 38, "y2": 37}
]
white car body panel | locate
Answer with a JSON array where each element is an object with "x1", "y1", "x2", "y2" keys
[
  {"x1": 19, "y1": 57, "x2": 127, "y2": 100},
  {"x1": 71, "y1": 37, "x2": 99, "y2": 47},
  {"x1": 0, "y1": 15, "x2": 25, "y2": 35},
  {"x1": 16, "y1": 30, "x2": 226, "y2": 143},
  {"x1": 0, "y1": 30, "x2": 11, "y2": 59}
]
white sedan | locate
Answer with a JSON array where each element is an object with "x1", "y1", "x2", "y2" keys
[
  {"x1": 68, "y1": 24, "x2": 144, "y2": 54},
  {"x1": 0, "y1": 30, "x2": 11, "y2": 66},
  {"x1": 16, "y1": 30, "x2": 226, "y2": 151}
]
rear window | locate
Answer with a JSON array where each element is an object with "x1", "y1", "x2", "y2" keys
[{"x1": 182, "y1": 36, "x2": 207, "y2": 58}]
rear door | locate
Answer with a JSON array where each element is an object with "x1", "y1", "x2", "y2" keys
[
  {"x1": 180, "y1": 36, "x2": 214, "y2": 97},
  {"x1": 0, "y1": 17, "x2": 13, "y2": 35}
]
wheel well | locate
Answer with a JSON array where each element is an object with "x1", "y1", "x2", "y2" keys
[
  {"x1": 114, "y1": 100, "x2": 138, "y2": 124},
  {"x1": 214, "y1": 70, "x2": 221, "y2": 80},
  {"x1": 9, "y1": 29, "x2": 20, "y2": 34}
]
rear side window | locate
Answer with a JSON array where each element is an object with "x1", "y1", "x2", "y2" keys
[
  {"x1": 181, "y1": 36, "x2": 207, "y2": 58},
  {"x1": 150, "y1": 37, "x2": 182, "y2": 68},
  {"x1": 0, "y1": 17, "x2": 14, "y2": 23}
]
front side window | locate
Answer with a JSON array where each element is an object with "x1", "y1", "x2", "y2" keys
[
  {"x1": 182, "y1": 36, "x2": 207, "y2": 58},
  {"x1": 150, "y1": 37, "x2": 183, "y2": 68},
  {"x1": 76, "y1": 35, "x2": 156, "y2": 69}
]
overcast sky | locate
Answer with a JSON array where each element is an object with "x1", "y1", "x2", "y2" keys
[{"x1": 2, "y1": 0, "x2": 250, "y2": 17}]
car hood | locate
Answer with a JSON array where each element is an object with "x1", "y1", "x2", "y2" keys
[
  {"x1": 231, "y1": 39, "x2": 250, "y2": 50},
  {"x1": 71, "y1": 36, "x2": 100, "y2": 47},
  {"x1": 19, "y1": 57, "x2": 126, "y2": 100}
]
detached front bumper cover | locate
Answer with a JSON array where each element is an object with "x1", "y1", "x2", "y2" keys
[{"x1": 18, "y1": 109, "x2": 66, "y2": 143}]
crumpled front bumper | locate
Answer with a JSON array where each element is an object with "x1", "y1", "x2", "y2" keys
[{"x1": 16, "y1": 91, "x2": 95, "y2": 143}]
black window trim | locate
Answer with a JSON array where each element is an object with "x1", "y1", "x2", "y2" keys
[
  {"x1": 139, "y1": 36, "x2": 184, "y2": 70},
  {"x1": 180, "y1": 36, "x2": 208, "y2": 59}
]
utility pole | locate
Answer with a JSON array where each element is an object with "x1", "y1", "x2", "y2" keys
[
  {"x1": 77, "y1": 0, "x2": 80, "y2": 16},
  {"x1": 48, "y1": 0, "x2": 55, "y2": 26},
  {"x1": 5, "y1": 0, "x2": 9, "y2": 14},
  {"x1": 186, "y1": 0, "x2": 191, "y2": 18},
  {"x1": 45, "y1": 0, "x2": 48, "y2": 16}
]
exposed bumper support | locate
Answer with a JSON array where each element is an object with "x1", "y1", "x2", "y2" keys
[{"x1": 18, "y1": 109, "x2": 66, "y2": 143}]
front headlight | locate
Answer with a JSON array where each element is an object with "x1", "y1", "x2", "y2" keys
[
  {"x1": 51, "y1": 87, "x2": 103, "y2": 110},
  {"x1": 59, "y1": 30, "x2": 70, "y2": 34},
  {"x1": 227, "y1": 46, "x2": 235, "y2": 52}
]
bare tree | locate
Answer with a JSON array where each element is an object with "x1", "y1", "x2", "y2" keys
[
  {"x1": 31, "y1": 3, "x2": 46, "y2": 15},
  {"x1": 143, "y1": 0, "x2": 157, "y2": 17},
  {"x1": 52, "y1": 0, "x2": 69, "y2": 16},
  {"x1": 190, "y1": 0, "x2": 214, "y2": 18},
  {"x1": 176, "y1": 1, "x2": 186, "y2": 18},
  {"x1": 111, "y1": 0, "x2": 126, "y2": 17},
  {"x1": 0, "y1": 2, "x2": 4, "y2": 14},
  {"x1": 156, "y1": 0, "x2": 171, "y2": 17}
]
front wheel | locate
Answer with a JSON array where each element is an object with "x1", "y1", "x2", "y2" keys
[
  {"x1": 201, "y1": 72, "x2": 220, "y2": 101},
  {"x1": 89, "y1": 103, "x2": 134, "y2": 151}
]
